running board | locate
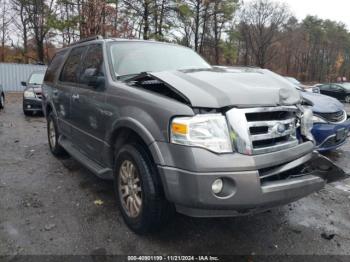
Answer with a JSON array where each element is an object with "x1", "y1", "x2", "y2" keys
[{"x1": 58, "y1": 136, "x2": 113, "y2": 180}]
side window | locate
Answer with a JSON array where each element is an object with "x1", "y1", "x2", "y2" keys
[
  {"x1": 59, "y1": 46, "x2": 87, "y2": 83},
  {"x1": 332, "y1": 84, "x2": 343, "y2": 91},
  {"x1": 320, "y1": 84, "x2": 330, "y2": 90},
  {"x1": 44, "y1": 51, "x2": 67, "y2": 83},
  {"x1": 79, "y1": 44, "x2": 104, "y2": 85}
]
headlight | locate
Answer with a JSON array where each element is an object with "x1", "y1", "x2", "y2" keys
[
  {"x1": 24, "y1": 90, "x2": 35, "y2": 98},
  {"x1": 170, "y1": 114, "x2": 232, "y2": 153},
  {"x1": 312, "y1": 115, "x2": 327, "y2": 123}
]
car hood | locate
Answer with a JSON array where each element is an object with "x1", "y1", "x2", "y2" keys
[
  {"x1": 25, "y1": 84, "x2": 42, "y2": 93},
  {"x1": 150, "y1": 68, "x2": 301, "y2": 108},
  {"x1": 301, "y1": 91, "x2": 344, "y2": 113}
]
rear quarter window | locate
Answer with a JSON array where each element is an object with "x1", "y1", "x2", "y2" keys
[{"x1": 44, "y1": 51, "x2": 67, "y2": 83}]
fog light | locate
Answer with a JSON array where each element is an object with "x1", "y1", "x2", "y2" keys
[
  {"x1": 212, "y1": 178, "x2": 223, "y2": 194},
  {"x1": 27, "y1": 105, "x2": 31, "y2": 109}
]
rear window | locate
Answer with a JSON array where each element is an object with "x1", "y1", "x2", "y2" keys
[{"x1": 44, "y1": 51, "x2": 67, "y2": 83}]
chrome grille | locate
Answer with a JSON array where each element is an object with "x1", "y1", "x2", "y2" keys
[{"x1": 226, "y1": 106, "x2": 299, "y2": 155}]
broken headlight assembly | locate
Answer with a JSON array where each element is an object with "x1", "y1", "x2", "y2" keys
[
  {"x1": 300, "y1": 107, "x2": 315, "y2": 142},
  {"x1": 170, "y1": 114, "x2": 233, "y2": 153},
  {"x1": 312, "y1": 115, "x2": 328, "y2": 124}
]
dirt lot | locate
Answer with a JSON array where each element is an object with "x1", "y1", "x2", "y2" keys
[{"x1": 1, "y1": 92, "x2": 350, "y2": 257}]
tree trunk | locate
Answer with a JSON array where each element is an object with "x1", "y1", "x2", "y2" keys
[
  {"x1": 143, "y1": 0, "x2": 150, "y2": 40},
  {"x1": 194, "y1": 0, "x2": 200, "y2": 52}
]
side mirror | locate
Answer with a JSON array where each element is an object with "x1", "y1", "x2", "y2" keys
[
  {"x1": 81, "y1": 68, "x2": 105, "y2": 89},
  {"x1": 21, "y1": 81, "x2": 27, "y2": 87}
]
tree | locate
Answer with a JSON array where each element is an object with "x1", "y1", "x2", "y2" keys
[
  {"x1": 24, "y1": 0, "x2": 57, "y2": 63},
  {"x1": 211, "y1": 0, "x2": 238, "y2": 64},
  {"x1": 0, "y1": 0, "x2": 11, "y2": 62},
  {"x1": 12, "y1": 0, "x2": 31, "y2": 62},
  {"x1": 239, "y1": 0, "x2": 291, "y2": 68}
]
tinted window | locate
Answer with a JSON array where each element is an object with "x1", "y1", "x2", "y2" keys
[
  {"x1": 29, "y1": 72, "x2": 45, "y2": 85},
  {"x1": 109, "y1": 42, "x2": 210, "y2": 77},
  {"x1": 333, "y1": 85, "x2": 344, "y2": 91},
  {"x1": 320, "y1": 84, "x2": 330, "y2": 90},
  {"x1": 79, "y1": 44, "x2": 104, "y2": 84},
  {"x1": 44, "y1": 51, "x2": 67, "y2": 83},
  {"x1": 60, "y1": 46, "x2": 87, "y2": 83}
]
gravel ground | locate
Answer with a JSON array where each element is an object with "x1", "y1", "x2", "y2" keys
[{"x1": 1, "y1": 93, "x2": 350, "y2": 257}]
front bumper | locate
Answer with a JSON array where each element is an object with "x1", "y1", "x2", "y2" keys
[
  {"x1": 155, "y1": 142, "x2": 347, "y2": 217},
  {"x1": 312, "y1": 119, "x2": 350, "y2": 151},
  {"x1": 23, "y1": 97, "x2": 43, "y2": 112}
]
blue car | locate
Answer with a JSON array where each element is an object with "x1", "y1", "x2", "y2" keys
[{"x1": 301, "y1": 91, "x2": 350, "y2": 151}]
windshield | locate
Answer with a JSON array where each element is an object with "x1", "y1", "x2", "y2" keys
[
  {"x1": 29, "y1": 73, "x2": 44, "y2": 85},
  {"x1": 109, "y1": 42, "x2": 211, "y2": 78},
  {"x1": 285, "y1": 77, "x2": 301, "y2": 85}
]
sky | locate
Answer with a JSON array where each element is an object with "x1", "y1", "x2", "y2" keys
[{"x1": 282, "y1": 0, "x2": 350, "y2": 29}]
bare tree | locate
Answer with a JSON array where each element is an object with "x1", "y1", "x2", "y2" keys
[
  {"x1": 24, "y1": 0, "x2": 57, "y2": 63},
  {"x1": 0, "y1": 0, "x2": 11, "y2": 62},
  {"x1": 240, "y1": 0, "x2": 291, "y2": 68},
  {"x1": 11, "y1": 0, "x2": 30, "y2": 63}
]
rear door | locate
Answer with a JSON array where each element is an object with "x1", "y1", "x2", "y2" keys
[
  {"x1": 70, "y1": 44, "x2": 108, "y2": 163},
  {"x1": 57, "y1": 46, "x2": 88, "y2": 139},
  {"x1": 43, "y1": 50, "x2": 73, "y2": 138}
]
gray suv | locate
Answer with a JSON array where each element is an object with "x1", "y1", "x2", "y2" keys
[{"x1": 42, "y1": 36, "x2": 346, "y2": 234}]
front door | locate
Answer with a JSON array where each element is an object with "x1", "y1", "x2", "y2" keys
[
  {"x1": 70, "y1": 44, "x2": 108, "y2": 164},
  {"x1": 331, "y1": 84, "x2": 346, "y2": 100}
]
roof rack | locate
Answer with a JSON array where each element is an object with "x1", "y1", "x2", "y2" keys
[{"x1": 70, "y1": 35, "x2": 104, "y2": 46}]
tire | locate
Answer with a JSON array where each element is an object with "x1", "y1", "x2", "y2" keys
[
  {"x1": 0, "y1": 94, "x2": 4, "y2": 109},
  {"x1": 114, "y1": 143, "x2": 173, "y2": 234},
  {"x1": 345, "y1": 95, "x2": 350, "y2": 103},
  {"x1": 47, "y1": 112, "x2": 67, "y2": 157}
]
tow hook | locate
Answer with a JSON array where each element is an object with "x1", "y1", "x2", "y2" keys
[{"x1": 308, "y1": 152, "x2": 349, "y2": 183}]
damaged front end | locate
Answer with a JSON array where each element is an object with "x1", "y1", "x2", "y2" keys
[
  {"x1": 259, "y1": 151, "x2": 348, "y2": 188},
  {"x1": 123, "y1": 71, "x2": 348, "y2": 186},
  {"x1": 307, "y1": 153, "x2": 349, "y2": 184}
]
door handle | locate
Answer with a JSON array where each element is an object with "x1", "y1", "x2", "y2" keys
[{"x1": 72, "y1": 94, "x2": 80, "y2": 101}]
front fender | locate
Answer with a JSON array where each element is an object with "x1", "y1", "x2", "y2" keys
[
  {"x1": 107, "y1": 117, "x2": 166, "y2": 166},
  {"x1": 109, "y1": 117, "x2": 156, "y2": 146}
]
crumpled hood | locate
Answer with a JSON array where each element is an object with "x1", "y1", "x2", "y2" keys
[
  {"x1": 150, "y1": 67, "x2": 301, "y2": 108},
  {"x1": 301, "y1": 91, "x2": 344, "y2": 113}
]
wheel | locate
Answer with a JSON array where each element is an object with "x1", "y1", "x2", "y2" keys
[
  {"x1": 0, "y1": 94, "x2": 4, "y2": 109},
  {"x1": 345, "y1": 95, "x2": 350, "y2": 103},
  {"x1": 47, "y1": 112, "x2": 67, "y2": 157},
  {"x1": 114, "y1": 143, "x2": 173, "y2": 234}
]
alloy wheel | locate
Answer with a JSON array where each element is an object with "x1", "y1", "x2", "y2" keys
[
  {"x1": 48, "y1": 119, "x2": 56, "y2": 148},
  {"x1": 118, "y1": 160, "x2": 143, "y2": 218}
]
